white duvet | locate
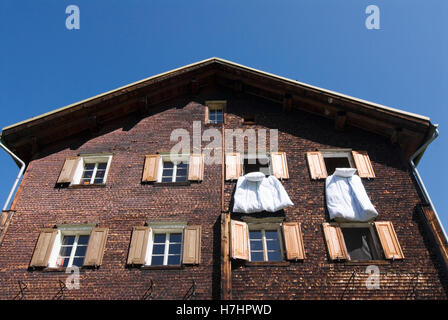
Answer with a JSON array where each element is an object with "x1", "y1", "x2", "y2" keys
[
  {"x1": 325, "y1": 168, "x2": 378, "y2": 222},
  {"x1": 233, "y1": 174, "x2": 294, "y2": 213}
]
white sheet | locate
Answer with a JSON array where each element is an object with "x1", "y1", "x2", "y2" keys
[
  {"x1": 233, "y1": 175, "x2": 294, "y2": 213},
  {"x1": 325, "y1": 169, "x2": 378, "y2": 222}
]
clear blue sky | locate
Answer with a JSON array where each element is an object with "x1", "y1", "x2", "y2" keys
[{"x1": 1, "y1": 1, "x2": 447, "y2": 231}]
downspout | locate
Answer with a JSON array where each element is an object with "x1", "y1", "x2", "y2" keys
[
  {"x1": 409, "y1": 124, "x2": 448, "y2": 242},
  {"x1": 0, "y1": 134, "x2": 26, "y2": 211}
]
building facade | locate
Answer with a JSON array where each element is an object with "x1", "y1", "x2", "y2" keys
[{"x1": 0, "y1": 58, "x2": 447, "y2": 299}]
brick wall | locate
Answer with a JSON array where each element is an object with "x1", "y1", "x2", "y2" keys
[{"x1": 0, "y1": 87, "x2": 446, "y2": 299}]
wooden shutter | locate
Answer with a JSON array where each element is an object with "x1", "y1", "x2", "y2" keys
[
  {"x1": 322, "y1": 223, "x2": 348, "y2": 260},
  {"x1": 307, "y1": 152, "x2": 328, "y2": 179},
  {"x1": 142, "y1": 154, "x2": 160, "y2": 182},
  {"x1": 204, "y1": 106, "x2": 210, "y2": 124},
  {"x1": 230, "y1": 220, "x2": 249, "y2": 260},
  {"x1": 374, "y1": 221, "x2": 404, "y2": 260},
  {"x1": 225, "y1": 153, "x2": 242, "y2": 181},
  {"x1": 127, "y1": 226, "x2": 150, "y2": 265},
  {"x1": 182, "y1": 225, "x2": 202, "y2": 264},
  {"x1": 188, "y1": 154, "x2": 204, "y2": 181},
  {"x1": 56, "y1": 157, "x2": 80, "y2": 184},
  {"x1": 282, "y1": 222, "x2": 305, "y2": 260},
  {"x1": 30, "y1": 229, "x2": 58, "y2": 267},
  {"x1": 271, "y1": 152, "x2": 289, "y2": 179},
  {"x1": 352, "y1": 151, "x2": 375, "y2": 178},
  {"x1": 84, "y1": 228, "x2": 108, "y2": 267}
]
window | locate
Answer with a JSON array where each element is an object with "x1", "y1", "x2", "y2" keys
[
  {"x1": 57, "y1": 234, "x2": 90, "y2": 267},
  {"x1": 72, "y1": 154, "x2": 112, "y2": 185},
  {"x1": 158, "y1": 155, "x2": 189, "y2": 182},
  {"x1": 321, "y1": 150, "x2": 354, "y2": 176},
  {"x1": 248, "y1": 228, "x2": 283, "y2": 262},
  {"x1": 206, "y1": 100, "x2": 226, "y2": 124},
  {"x1": 149, "y1": 232, "x2": 183, "y2": 266},
  {"x1": 243, "y1": 154, "x2": 270, "y2": 176},
  {"x1": 340, "y1": 225, "x2": 381, "y2": 261}
]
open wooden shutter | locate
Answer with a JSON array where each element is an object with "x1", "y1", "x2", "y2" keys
[
  {"x1": 374, "y1": 221, "x2": 404, "y2": 260},
  {"x1": 142, "y1": 154, "x2": 160, "y2": 182},
  {"x1": 352, "y1": 151, "x2": 375, "y2": 178},
  {"x1": 225, "y1": 153, "x2": 242, "y2": 181},
  {"x1": 30, "y1": 229, "x2": 58, "y2": 267},
  {"x1": 56, "y1": 157, "x2": 80, "y2": 185},
  {"x1": 84, "y1": 228, "x2": 108, "y2": 267},
  {"x1": 307, "y1": 152, "x2": 328, "y2": 179},
  {"x1": 322, "y1": 223, "x2": 348, "y2": 260},
  {"x1": 127, "y1": 226, "x2": 150, "y2": 265},
  {"x1": 204, "y1": 106, "x2": 210, "y2": 124},
  {"x1": 188, "y1": 154, "x2": 204, "y2": 181},
  {"x1": 230, "y1": 220, "x2": 249, "y2": 260},
  {"x1": 282, "y1": 222, "x2": 305, "y2": 260},
  {"x1": 182, "y1": 225, "x2": 202, "y2": 264},
  {"x1": 271, "y1": 152, "x2": 289, "y2": 179}
]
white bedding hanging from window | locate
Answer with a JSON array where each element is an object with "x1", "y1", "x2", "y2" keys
[
  {"x1": 233, "y1": 173, "x2": 294, "y2": 213},
  {"x1": 325, "y1": 168, "x2": 378, "y2": 222}
]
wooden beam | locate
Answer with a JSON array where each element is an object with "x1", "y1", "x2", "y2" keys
[
  {"x1": 283, "y1": 94, "x2": 293, "y2": 112},
  {"x1": 221, "y1": 212, "x2": 231, "y2": 300},
  {"x1": 334, "y1": 111, "x2": 347, "y2": 131}
]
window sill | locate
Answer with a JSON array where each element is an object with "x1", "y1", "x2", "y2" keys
[
  {"x1": 153, "y1": 182, "x2": 190, "y2": 187},
  {"x1": 41, "y1": 267, "x2": 87, "y2": 272},
  {"x1": 344, "y1": 260, "x2": 391, "y2": 266},
  {"x1": 244, "y1": 261, "x2": 290, "y2": 267},
  {"x1": 205, "y1": 122, "x2": 225, "y2": 126},
  {"x1": 141, "y1": 265, "x2": 183, "y2": 270},
  {"x1": 67, "y1": 183, "x2": 107, "y2": 189}
]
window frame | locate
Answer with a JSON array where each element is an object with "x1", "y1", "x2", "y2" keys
[
  {"x1": 339, "y1": 222, "x2": 383, "y2": 262},
  {"x1": 157, "y1": 154, "x2": 190, "y2": 183},
  {"x1": 247, "y1": 223, "x2": 284, "y2": 262},
  {"x1": 144, "y1": 222, "x2": 187, "y2": 267},
  {"x1": 71, "y1": 154, "x2": 113, "y2": 186},
  {"x1": 206, "y1": 100, "x2": 226, "y2": 124},
  {"x1": 48, "y1": 224, "x2": 95, "y2": 269},
  {"x1": 320, "y1": 149, "x2": 355, "y2": 174}
]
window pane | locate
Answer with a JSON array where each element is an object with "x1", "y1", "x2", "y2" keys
[
  {"x1": 95, "y1": 170, "x2": 105, "y2": 178},
  {"x1": 62, "y1": 236, "x2": 75, "y2": 245},
  {"x1": 151, "y1": 256, "x2": 164, "y2": 266},
  {"x1": 176, "y1": 168, "x2": 188, "y2": 176},
  {"x1": 250, "y1": 240, "x2": 263, "y2": 251},
  {"x1": 341, "y1": 228, "x2": 376, "y2": 261},
  {"x1": 264, "y1": 230, "x2": 279, "y2": 240},
  {"x1": 154, "y1": 234, "x2": 166, "y2": 243},
  {"x1": 84, "y1": 163, "x2": 95, "y2": 170},
  {"x1": 170, "y1": 233, "x2": 182, "y2": 243},
  {"x1": 249, "y1": 231, "x2": 262, "y2": 240},
  {"x1": 77, "y1": 235, "x2": 90, "y2": 245},
  {"x1": 72, "y1": 257, "x2": 85, "y2": 267},
  {"x1": 267, "y1": 251, "x2": 282, "y2": 262},
  {"x1": 162, "y1": 177, "x2": 173, "y2": 182},
  {"x1": 250, "y1": 251, "x2": 264, "y2": 262},
  {"x1": 94, "y1": 178, "x2": 104, "y2": 184},
  {"x1": 163, "y1": 162, "x2": 174, "y2": 169},
  {"x1": 167, "y1": 255, "x2": 181, "y2": 265},
  {"x1": 169, "y1": 243, "x2": 181, "y2": 255},
  {"x1": 97, "y1": 163, "x2": 107, "y2": 170},
  {"x1": 59, "y1": 246, "x2": 73, "y2": 257},
  {"x1": 162, "y1": 169, "x2": 173, "y2": 176},
  {"x1": 82, "y1": 171, "x2": 93, "y2": 179},
  {"x1": 152, "y1": 244, "x2": 165, "y2": 255},
  {"x1": 175, "y1": 175, "x2": 187, "y2": 182},
  {"x1": 75, "y1": 245, "x2": 87, "y2": 257},
  {"x1": 57, "y1": 257, "x2": 70, "y2": 268},
  {"x1": 266, "y1": 239, "x2": 280, "y2": 251}
]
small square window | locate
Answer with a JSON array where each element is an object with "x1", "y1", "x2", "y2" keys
[
  {"x1": 72, "y1": 155, "x2": 112, "y2": 185},
  {"x1": 158, "y1": 157, "x2": 189, "y2": 183},
  {"x1": 148, "y1": 230, "x2": 184, "y2": 266},
  {"x1": 321, "y1": 150, "x2": 354, "y2": 175},
  {"x1": 248, "y1": 228, "x2": 283, "y2": 262},
  {"x1": 206, "y1": 101, "x2": 226, "y2": 124},
  {"x1": 340, "y1": 226, "x2": 381, "y2": 261}
]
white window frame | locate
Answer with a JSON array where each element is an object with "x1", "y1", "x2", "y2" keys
[
  {"x1": 48, "y1": 224, "x2": 95, "y2": 268},
  {"x1": 242, "y1": 153, "x2": 272, "y2": 176},
  {"x1": 72, "y1": 154, "x2": 113, "y2": 185},
  {"x1": 320, "y1": 149, "x2": 355, "y2": 169},
  {"x1": 157, "y1": 154, "x2": 189, "y2": 183},
  {"x1": 247, "y1": 223, "x2": 284, "y2": 262},
  {"x1": 339, "y1": 222, "x2": 383, "y2": 261},
  {"x1": 144, "y1": 222, "x2": 187, "y2": 266}
]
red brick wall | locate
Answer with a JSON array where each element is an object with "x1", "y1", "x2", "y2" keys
[{"x1": 0, "y1": 87, "x2": 446, "y2": 299}]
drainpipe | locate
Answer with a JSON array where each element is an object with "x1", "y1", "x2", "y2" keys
[
  {"x1": 0, "y1": 134, "x2": 26, "y2": 211},
  {"x1": 409, "y1": 124, "x2": 448, "y2": 242}
]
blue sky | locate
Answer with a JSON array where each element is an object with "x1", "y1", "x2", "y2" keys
[{"x1": 1, "y1": 1, "x2": 447, "y2": 231}]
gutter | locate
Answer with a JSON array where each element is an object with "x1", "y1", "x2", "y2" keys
[
  {"x1": 0, "y1": 134, "x2": 26, "y2": 211},
  {"x1": 409, "y1": 124, "x2": 448, "y2": 242}
]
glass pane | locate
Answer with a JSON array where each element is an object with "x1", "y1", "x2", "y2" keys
[
  {"x1": 250, "y1": 251, "x2": 264, "y2": 262},
  {"x1": 95, "y1": 170, "x2": 105, "y2": 178},
  {"x1": 77, "y1": 235, "x2": 90, "y2": 245},
  {"x1": 82, "y1": 171, "x2": 93, "y2": 179},
  {"x1": 154, "y1": 234, "x2": 166, "y2": 243},
  {"x1": 249, "y1": 231, "x2": 262, "y2": 240},
  {"x1": 264, "y1": 230, "x2": 278, "y2": 240},
  {"x1": 266, "y1": 239, "x2": 280, "y2": 251},
  {"x1": 152, "y1": 244, "x2": 165, "y2": 255},
  {"x1": 175, "y1": 175, "x2": 187, "y2": 182},
  {"x1": 75, "y1": 245, "x2": 87, "y2": 257},
  {"x1": 267, "y1": 251, "x2": 282, "y2": 261},
  {"x1": 170, "y1": 233, "x2": 182, "y2": 243},
  {"x1": 72, "y1": 257, "x2": 85, "y2": 267},
  {"x1": 59, "y1": 246, "x2": 73, "y2": 257},
  {"x1": 84, "y1": 163, "x2": 95, "y2": 170},
  {"x1": 250, "y1": 240, "x2": 263, "y2": 251},
  {"x1": 169, "y1": 243, "x2": 181, "y2": 255},
  {"x1": 151, "y1": 256, "x2": 164, "y2": 266},
  {"x1": 176, "y1": 168, "x2": 187, "y2": 176},
  {"x1": 97, "y1": 163, "x2": 107, "y2": 170},
  {"x1": 57, "y1": 257, "x2": 70, "y2": 268},
  {"x1": 163, "y1": 162, "x2": 174, "y2": 169},
  {"x1": 177, "y1": 162, "x2": 188, "y2": 169},
  {"x1": 162, "y1": 169, "x2": 173, "y2": 176},
  {"x1": 94, "y1": 178, "x2": 104, "y2": 184},
  {"x1": 167, "y1": 255, "x2": 181, "y2": 265},
  {"x1": 162, "y1": 177, "x2": 172, "y2": 182},
  {"x1": 62, "y1": 236, "x2": 75, "y2": 245}
]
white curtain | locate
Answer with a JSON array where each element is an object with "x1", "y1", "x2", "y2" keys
[
  {"x1": 326, "y1": 168, "x2": 378, "y2": 222},
  {"x1": 233, "y1": 175, "x2": 294, "y2": 213}
]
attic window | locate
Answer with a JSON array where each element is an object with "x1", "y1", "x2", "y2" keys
[
  {"x1": 206, "y1": 101, "x2": 226, "y2": 124},
  {"x1": 321, "y1": 150, "x2": 354, "y2": 176}
]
